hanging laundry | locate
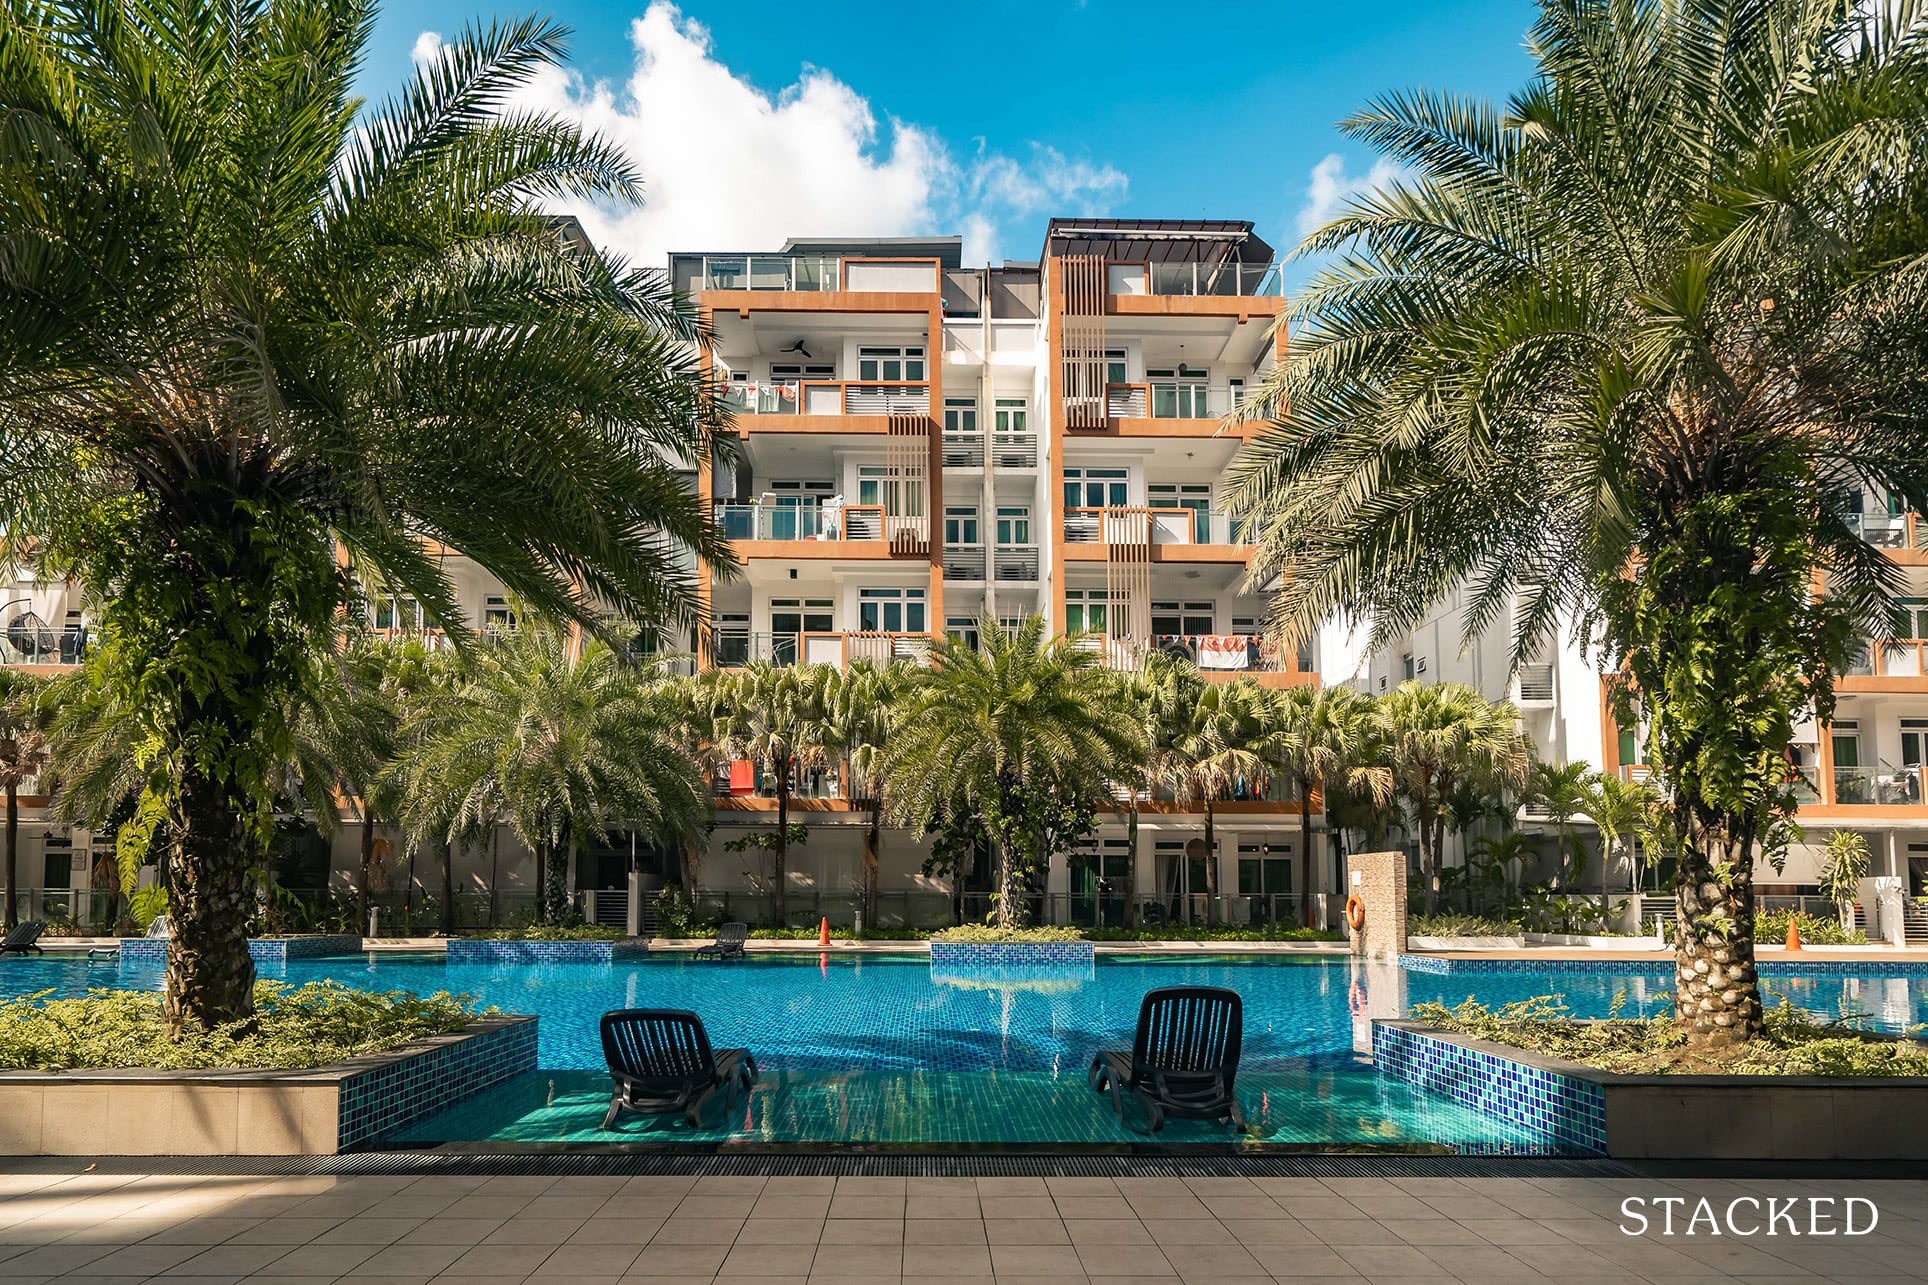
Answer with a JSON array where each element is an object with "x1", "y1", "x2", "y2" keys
[
  {"x1": 728, "y1": 760, "x2": 755, "y2": 795},
  {"x1": 1197, "y1": 634, "x2": 1248, "y2": 670}
]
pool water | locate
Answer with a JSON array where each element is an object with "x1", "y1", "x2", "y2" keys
[{"x1": 7, "y1": 951, "x2": 1924, "y2": 1151}]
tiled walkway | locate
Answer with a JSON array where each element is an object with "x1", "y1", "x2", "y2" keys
[{"x1": 2, "y1": 1171, "x2": 1925, "y2": 1284}]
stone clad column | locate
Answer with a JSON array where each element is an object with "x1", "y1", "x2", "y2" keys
[{"x1": 1345, "y1": 850, "x2": 1407, "y2": 960}]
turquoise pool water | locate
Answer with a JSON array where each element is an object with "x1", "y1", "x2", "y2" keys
[{"x1": 7, "y1": 951, "x2": 1924, "y2": 1150}]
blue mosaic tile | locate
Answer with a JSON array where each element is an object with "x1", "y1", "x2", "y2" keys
[
  {"x1": 336, "y1": 1017, "x2": 538, "y2": 1151},
  {"x1": 444, "y1": 939, "x2": 647, "y2": 965},
  {"x1": 928, "y1": 941, "x2": 1096, "y2": 968},
  {"x1": 1397, "y1": 953, "x2": 1928, "y2": 978},
  {"x1": 1373, "y1": 1022, "x2": 1607, "y2": 1156}
]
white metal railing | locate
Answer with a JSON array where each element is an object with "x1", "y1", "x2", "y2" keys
[
  {"x1": 845, "y1": 384, "x2": 929, "y2": 415},
  {"x1": 943, "y1": 547, "x2": 986, "y2": 580},
  {"x1": 1064, "y1": 508, "x2": 1241, "y2": 546},
  {"x1": 942, "y1": 433, "x2": 984, "y2": 468},
  {"x1": 990, "y1": 432, "x2": 1038, "y2": 469},
  {"x1": 1106, "y1": 385, "x2": 1148, "y2": 417},
  {"x1": 993, "y1": 546, "x2": 1040, "y2": 581}
]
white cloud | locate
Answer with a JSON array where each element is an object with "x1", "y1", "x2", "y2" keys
[
  {"x1": 1296, "y1": 153, "x2": 1403, "y2": 240},
  {"x1": 410, "y1": 30, "x2": 444, "y2": 66},
  {"x1": 496, "y1": 3, "x2": 1125, "y2": 267}
]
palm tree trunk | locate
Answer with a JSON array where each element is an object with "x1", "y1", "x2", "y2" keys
[
  {"x1": 773, "y1": 764, "x2": 789, "y2": 927},
  {"x1": 1123, "y1": 800, "x2": 1139, "y2": 929},
  {"x1": 1417, "y1": 786, "x2": 1439, "y2": 915},
  {"x1": 1601, "y1": 837, "x2": 1614, "y2": 926},
  {"x1": 1675, "y1": 829, "x2": 1763, "y2": 1045},
  {"x1": 863, "y1": 801, "x2": 880, "y2": 929},
  {"x1": 1203, "y1": 802, "x2": 1219, "y2": 927},
  {"x1": 533, "y1": 839, "x2": 549, "y2": 925},
  {"x1": 163, "y1": 760, "x2": 259, "y2": 1036},
  {"x1": 357, "y1": 815, "x2": 374, "y2": 932},
  {"x1": 4, "y1": 780, "x2": 17, "y2": 931},
  {"x1": 1298, "y1": 772, "x2": 1315, "y2": 927},
  {"x1": 441, "y1": 839, "x2": 455, "y2": 933}
]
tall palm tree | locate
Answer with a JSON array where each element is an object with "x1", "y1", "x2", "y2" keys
[
  {"x1": 1268, "y1": 684, "x2": 1392, "y2": 926},
  {"x1": 706, "y1": 662, "x2": 839, "y2": 925},
  {"x1": 1114, "y1": 653, "x2": 1203, "y2": 929},
  {"x1": 1229, "y1": 0, "x2": 1928, "y2": 1044},
  {"x1": 1376, "y1": 683, "x2": 1530, "y2": 914},
  {"x1": 1165, "y1": 679, "x2": 1279, "y2": 926},
  {"x1": 0, "y1": 2, "x2": 733, "y2": 1031},
  {"x1": 1, "y1": 672, "x2": 52, "y2": 929},
  {"x1": 1580, "y1": 772, "x2": 1663, "y2": 924},
  {"x1": 1527, "y1": 761, "x2": 1595, "y2": 892},
  {"x1": 389, "y1": 620, "x2": 709, "y2": 926},
  {"x1": 885, "y1": 617, "x2": 1143, "y2": 928},
  {"x1": 826, "y1": 660, "x2": 916, "y2": 929}
]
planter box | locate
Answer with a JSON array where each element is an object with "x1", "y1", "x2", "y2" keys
[
  {"x1": 445, "y1": 937, "x2": 647, "y2": 965},
  {"x1": 117, "y1": 935, "x2": 364, "y2": 966},
  {"x1": 1374, "y1": 1019, "x2": 1928, "y2": 1159},
  {"x1": 928, "y1": 940, "x2": 1095, "y2": 968},
  {"x1": 1407, "y1": 935, "x2": 1525, "y2": 950},
  {"x1": 1400, "y1": 953, "x2": 1928, "y2": 976},
  {"x1": 1524, "y1": 932, "x2": 1669, "y2": 950},
  {"x1": 0, "y1": 1016, "x2": 535, "y2": 1156}
]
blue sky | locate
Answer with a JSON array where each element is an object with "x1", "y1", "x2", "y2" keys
[{"x1": 365, "y1": 0, "x2": 1540, "y2": 285}]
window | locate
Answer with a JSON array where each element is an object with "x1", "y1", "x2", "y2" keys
[
  {"x1": 943, "y1": 398, "x2": 978, "y2": 434},
  {"x1": 944, "y1": 507, "x2": 979, "y2": 544},
  {"x1": 1401, "y1": 654, "x2": 1415, "y2": 681},
  {"x1": 996, "y1": 507, "x2": 1030, "y2": 545},
  {"x1": 1903, "y1": 719, "x2": 1928, "y2": 768},
  {"x1": 484, "y1": 596, "x2": 516, "y2": 633},
  {"x1": 945, "y1": 616, "x2": 980, "y2": 649},
  {"x1": 859, "y1": 587, "x2": 926, "y2": 633},
  {"x1": 994, "y1": 398, "x2": 1027, "y2": 433},
  {"x1": 1105, "y1": 349, "x2": 1127, "y2": 386},
  {"x1": 1149, "y1": 483, "x2": 1212, "y2": 540},
  {"x1": 858, "y1": 346, "x2": 925, "y2": 382},
  {"x1": 1151, "y1": 601, "x2": 1216, "y2": 636},
  {"x1": 1618, "y1": 727, "x2": 1640, "y2": 766},
  {"x1": 1146, "y1": 367, "x2": 1209, "y2": 418},
  {"x1": 1064, "y1": 467, "x2": 1128, "y2": 509},
  {"x1": 1236, "y1": 843, "x2": 1292, "y2": 897},
  {"x1": 43, "y1": 848, "x2": 72, "y2": 890},
  {"x1": 768, "y1": 363, "x2": 835, "y2": 380},
  {"x1": 1066, "y1": 588, "x2": 1118, "y2": 637},
  {"x1": 858, "y1": 465, "x2": 925, "y2": 517},
  {"x1": 370, "y1": 593, "x2": 422, "y2": 631}
]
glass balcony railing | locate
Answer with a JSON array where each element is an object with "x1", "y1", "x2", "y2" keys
[
  {"x1": 1832, "y1": 765, "x2": 1926, "y2": 806},
  {"x1": 684, "y1": 254, "x2": 841, "y2": 292}
]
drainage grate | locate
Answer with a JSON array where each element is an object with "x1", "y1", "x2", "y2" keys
[{"x1": 0, "y1": 1152, "x2": 1641, "y2": 1179}]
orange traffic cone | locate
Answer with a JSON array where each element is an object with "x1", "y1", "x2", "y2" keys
[
  {"x1": 1785, "y1": 918, "x2": 1803, "y2": 951},
  {"x1": 818, "y1": 917, "x2": 831, "y2": 947}
]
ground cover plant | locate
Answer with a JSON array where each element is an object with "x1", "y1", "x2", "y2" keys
[
  {"x1": 1756, "y1": 908, "x2": 1866, "y2": 947},
  {"x1": 0, "y1": 981, "x2": 487, "y2": 1071},
  {"x1": 931, "y1": 925, "x2": 1085, "y2": 943},
  {"x1": 1407, "y1": 913, "x2": 1519, "y2": 938},
  {"x1": 1411, "y1": 994, "x2": 1926, "y2": 1076}
]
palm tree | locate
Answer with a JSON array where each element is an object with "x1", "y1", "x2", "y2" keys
[
  {"x1": 1229, "y1": 0, "x2": 1928, "y2": 1044},
  {"x1": 1376, "y1": 683, "x2": 1530, "y2": 914},
  {"x1": 826, "y1": 660, "x2": 916, "y2": 929},
  {"x1": 1527, "y1": 761, "x2": 1595, "y2": 892},
  {"x1": 389, "y1": 620, "x2": 709, "y2": 927},
  {"x1": 1581, "y1": 772, "x2": 1663, "y2": 924},
  {"x1": 885, "y1": 617, "x2": 1143, "y2": 928},
  {"x1": 1, "y1": 672, "x2": 52, "y2": 929},
  {"x1": 1114, "y1": 653, "x2": 1203, "y2": 929},
  {"x1": 704, "y1": 663, "x2": 840, "y2": 926},
  {"x1": 1268, "y1": 684, "x2": 1392, "y2": 926},
  {"x1": 0, "y1": 4, "x2": 733, "y2": 1031},
  {"x1": 1166, "y1": 679, "x2": 1280, "y2": 926}
]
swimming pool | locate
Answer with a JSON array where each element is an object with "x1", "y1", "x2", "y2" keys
[{"x1": 7, "y1": 951, "x2": 1924, "y2": 1151}]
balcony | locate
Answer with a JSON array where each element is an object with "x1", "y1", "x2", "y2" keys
[
  {"x1": 713, "y1": 503, "x2": 889, "y2": 543},
  {"x1": 681, "y1": 254, "x2": 841, "y2": 293},
  {"x1": 1106, "y1": 261, "x2": 1283, "y2": 297},
  {"x1": 993, "y1": 545, "x2": 1040, "y2": 582},
  {"x1": 1103, "y1": 383, "x2": 1255, "y2": 422},
  {"x1": 942, "y1": 547, "x2": 985, "y2": 581},
  {"x1": 1846, "y1": 512, "x2": 1926, "y2": 550},
  {"x1": 1148, "y1": 634, "x2": 1308, "y2": 675},
  {"x1": 990, "y1": 432, "x2": 1038, "y2": 469},
  {"x1": 941, "y1": 432, "x2": 984, "y2": 468},
  {"x1": 1831, "y1": 765, "x2": 1927, "y2": 807},
  {"x1": 723, "y1": 381, "x2": 930, "y2": 418},
  {"x1": 712, "y1": 630, "x2": 932, "y2": 670},
  {"x1": 1847, "y1": 639, "x2": 1928, "y2": 678},
  {"x1": 2, "y1": 624, "x2": 88, "y2": 666},
  {"x1": 1063, "y1": 508, "x2": 1247, "y2": 547}
]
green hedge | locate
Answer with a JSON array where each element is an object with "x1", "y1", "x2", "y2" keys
[
  {"x1": 1757, "y1": 908, "x2": 1866, "y2": 946},
  {"x1": 1084, "y1": 925, "x2": 1343, "y2": 942},
  {"x1": 931, "y1": 925, "x2": 1085, "y2": 943},
  {"x1": 478, "y1": 924, "x2": 624, "y2": 941},
  {"x1": 0, "y1": 981, "x2": 488, "y2": 1071}
]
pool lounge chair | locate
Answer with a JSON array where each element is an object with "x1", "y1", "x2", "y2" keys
[
  {"x1": 600, "y1": 1008, "x2": 758, "y2": 1129},
  {"x1": 692, "y1": 921, "x2": 747, "y2": 960},
  {"x1": 1, "y1": 921, "x2": 46, "y2": 956},
  {"x1": 1089, "y1": 986, "x2": 1246, "y2": 1134}
]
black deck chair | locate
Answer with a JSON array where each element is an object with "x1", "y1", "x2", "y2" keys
[
  {"x1": 1088, "y1": 986, "x2": 1246, "y2": 1134},
  {"x1": 691, "y1": 921, "x2": 748, "y2": 960},
  {"x1": 0, "y1": 921, "x2": 46, "y2": 956},
  {"x1": 600, "y1": 1008, "x2": 758, "y2": 1129}
]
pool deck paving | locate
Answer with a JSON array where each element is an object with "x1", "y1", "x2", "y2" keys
[{"x1": 3, "y1": 1170, "x2": 1926, "y2": 1284}]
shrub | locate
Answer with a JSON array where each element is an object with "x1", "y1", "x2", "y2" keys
[
  {"x1": 1084, "y1": 924, "x2": 1344, "y2": 942},
  {"x1": 1407, "y1": 913, "x2": 1518, "y2": 938},
  {"x1": 931, "y1": 924, "x2": 1084, "y2": 943},
  {"x1": 651, "y1": 884, "x2": 712, "y2": 938},
  {"x1": 480, "y1": 924, "x2": 624, "y2": 941},
  {"x1": 1408, "y1": 994, "x2": 1926, "y2": 1076},
  {"x1": 747, "y1": 927, "x2": 928, "y2": 940},
  {"x1": 0, "y1": 981, "x2": 488, "y2": 1071},
  {"x1": 1757, "y1": 908, "x2": 1866, "y2": 946}
]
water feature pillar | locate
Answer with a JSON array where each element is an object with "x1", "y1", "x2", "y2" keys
[{"x1": 1345, "y1": 850, "x2": 1407, "y2": 960}]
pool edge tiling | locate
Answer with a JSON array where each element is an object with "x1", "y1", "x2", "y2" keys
[{"x1": 1372, "y1": 1020, "x2": 1606, "y2": 1155}]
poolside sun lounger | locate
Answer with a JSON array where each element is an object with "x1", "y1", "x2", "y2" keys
[
  {"x1": 1089, "y1": 985, "x2": 1247, "y2": 1134},
  {"x1": 599, "y1": 1008, "x2": 758, "y2": 1129},
  {"x1": 1, "y1": 920, "x2": 46, "y2": 955},
  {"x1": 692, "y1": 921, "x2": 747, "y2": 960}
]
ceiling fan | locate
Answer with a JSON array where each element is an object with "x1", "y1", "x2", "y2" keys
[{"x1": 780, "y1": 338, "x2": 813, "y2": 361}]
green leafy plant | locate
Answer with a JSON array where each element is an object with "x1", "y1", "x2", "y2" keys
[
  {"x1": 1818, "y1": 832, "x2": 1872, "y2": 931},
  {"x1": 931, "y1": 925, "x2": 1084, "y2": 943},
  {"x1": 1757, "y1": 908, "x2": 1865, "y2": 947},
  {"x1": 651, "y1": 883, "x2": 711, "y2": 939},
  {"x1": 1408, "y1": 913, "x2": 1519, "y2": 938},
  {"x1": 1083, "y1": 925, "x2": 1344, "y2": 943},
  {"x1": 0, "y1": 982, "x2": 489, "y2": 1071},
  {"x1": 480, "y1": 924, "x2": 624, "y2": 941}
]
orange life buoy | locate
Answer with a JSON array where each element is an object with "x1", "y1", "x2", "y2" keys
[{"x1": 1345, "y1": 894, "x2": 1367, "y2": 932}]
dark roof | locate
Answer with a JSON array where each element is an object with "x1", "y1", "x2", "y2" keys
[{"x1": 1041, "y1": 218, "x2": 1273, "y2": 265}]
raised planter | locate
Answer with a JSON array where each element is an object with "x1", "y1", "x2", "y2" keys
[
  {"x1": 1374, "y1": 1019, "x2": 1928, "y2": 1159},
  {"x1": 928, "y1": 940, "x2": 1095, "y2": 968},
  {"x1": 1407, "y1": 934, "x2": 1525, "y2": 951},
  {"x1": 118, "y1": 934, "x2": 364, "y2": 966},
  {"x1": 1400, "y1": 953, "x2": 1928, "y2": 976},
  {"x1": 1524, "y1": 932, "x2": 1669, "y2": 950},
  {"x1": 0, "y1": 1015, "x2": 536, "y2": 1156},
  {"x1": 445, "y1": 937, "x2": 647, "y2": 965}
]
